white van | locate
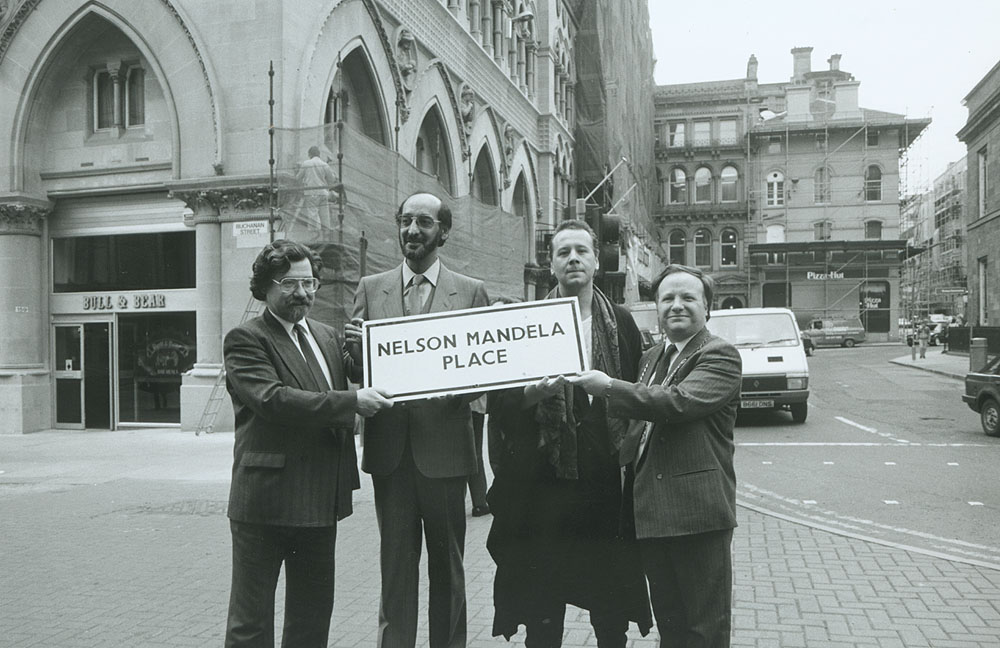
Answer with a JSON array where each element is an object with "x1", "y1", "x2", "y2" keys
[{"x1": 706, "y1": 307, "x2": 810, "y2": 423}]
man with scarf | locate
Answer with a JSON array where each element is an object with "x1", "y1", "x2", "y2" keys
[{"x1": 486, "y1": 219, "x2": 652, "y2": 648}]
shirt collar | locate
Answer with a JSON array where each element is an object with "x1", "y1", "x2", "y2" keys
[
  {"x1": 668, "y1": 332, "x2": 696, "y2": 356},
  {"x1": 402, "y1": 258, "x2": 440, "y2": 287}
]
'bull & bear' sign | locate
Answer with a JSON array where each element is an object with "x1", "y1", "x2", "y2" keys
[{"x1": 361, "y1": 298, "x2": 588, "y2": 401}]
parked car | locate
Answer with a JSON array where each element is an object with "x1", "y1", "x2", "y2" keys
[
  {"x1": 963, "y1": 355, "x2": 1000, "y2": 436},
  {"x1": 803, "y1": 317, "x2": 867, "y2": 348},
  {"x1": 707, "y1": 307, "x2": 810, "y2": 423},
  {"x1": 628, "y1": 301, "x2": 661, "y2": 350}
]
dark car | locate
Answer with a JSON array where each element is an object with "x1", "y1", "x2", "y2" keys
[{"x1": 963, "y1": 355, "x2": 1000, "y2": 436}]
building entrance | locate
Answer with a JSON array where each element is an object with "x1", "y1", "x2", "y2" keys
[{"x1": 54, "y1": 322, "x2": 112, "y2": 429}]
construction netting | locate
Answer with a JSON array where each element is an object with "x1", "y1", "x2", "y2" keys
[{"x1": 273, "y1": 122, "x2": 526, "y2": 327}]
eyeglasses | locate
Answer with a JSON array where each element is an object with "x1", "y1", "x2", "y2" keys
[
  {"x1": 273, "y1": 277, "x2": 320, "y2": 294},
  {"x1": 397, "y1": 215, "x2": 439, "y2": 229}
]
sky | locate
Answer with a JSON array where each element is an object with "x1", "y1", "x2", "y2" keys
[{"x1": 646, "y1": 0, "x2": 1000, "y2": 192}]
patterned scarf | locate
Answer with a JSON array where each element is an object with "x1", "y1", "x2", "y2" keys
[{"x1": 535, "y1": 285, "x2": 630, "y2": 479}]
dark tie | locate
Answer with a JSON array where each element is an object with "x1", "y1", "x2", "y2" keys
[
  {"x1": 636, "y1": 343, "x2": 678, "y2": 464},
  {"x1": 294, "y1": 323, "x2": 331, "y2": 391},
  {"x1": 407, "y1": 274, "x2": 425, "y2": 316}
]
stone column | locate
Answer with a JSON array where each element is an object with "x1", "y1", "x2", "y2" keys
[
  {"x1": 106, "y1": 62, "x2": 123, "y2": 131},
  {"x1": 0, "y1": 198, "x2": 51, "y2": 434},
  {"x1": 447, "y1": 0, "x2": 460, "y2": 16},
  {"x1": 525, "y1": 42, "x2": 536, "y2": 99},
  {"x1": 481, "y1": 4, "x2": 492, "y2": 53},
  {"x1": 492, "y1": 2, "x2": 504, "y2": 65},
  {"x1": 469, "y1": 0, "x2": 481, "y2": 38},
  {"x1": 517, "y1": 37, "x2": 526, "y2": 90}
]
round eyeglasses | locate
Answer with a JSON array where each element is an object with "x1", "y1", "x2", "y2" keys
[{"x1": 273, "y1": 277, "x2": 320, "y2": 294}]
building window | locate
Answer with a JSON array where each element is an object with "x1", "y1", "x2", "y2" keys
[
  {"x1": 865, "y1": 220, "x2": 882, "y2": 240},
  {"x1": 719, "y1": 119, "x2": 737, "y2": 145},
  {"x1": 979, "y1": 147, "x2": 988, "y2": 217},
  {"x1": 867, "y1": 129, "x2": 879, "y2": 147},
  {"x1": 720, "y1": 166, "x2": 738, "y2": 202},
  {"x1": 693, "y1": 121, "x2": 710, "y2": 146},
  {"x1": 865, "y1": 165, "x2": 883, "y2": 202},
  {"x1": 694, "y1": 167, "x2": 712, "y2": 203},
  {"x1": 767, "y1": 135, "x2": 782, "y2": 153},
  {"x1": 814, "y1": 221, "x2": 832, "y2": 241},
  {"x1": 668, "y1": 229, "x2": 686, "y2": 265},
  {"x1": 766, "y1": 171, "x2": 785, "y2": 207},
  {"x1": 979, "y1": 257, "x2": 989, "y2": 324},
  {"x1": 694, "y1": 229, "x2": 712, "y2": 267},
  {"x1": 53, "y1": 232, "x2": 196, "y2": 292},
  {"x1": 668, "y1": 122, "x2": 685, "y2": 147},
  {"x1": 94, "y1": 69, "x2": 115, "y2": 130},
  {"x1": 125, "y1": 66, "x2": 145, "y2": 127},
  {"x1": 814, "y1": 167, "x2": 830, "y2": 204},
  {"x1": 720, "y1": 229, "x2": 737, "y2": 266},
  {"x1": 815, "y1": 133, "x2": 828, "y2": 152},
  {"x1": 669, "y1": 168, "x2": 687, "y2": 204},
  {"x1": 472, "y1": 147, "x2": 498, "y2": 205},
  {"x1": 763, "y1": 282, "x2": 791, "y2": 307}
]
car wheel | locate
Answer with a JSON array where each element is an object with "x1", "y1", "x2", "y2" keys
[
  {"x1": 982, "y1": 397, "x2": 1000, "y2": 437},
  {"x1": 843, "y1": 339, "x2": 856, "y2": 348},
  {"x1": 790, "y1": 402, "x2": 808, "y2": 423}
]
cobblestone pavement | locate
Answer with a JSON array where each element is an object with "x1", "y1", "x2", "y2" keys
[{"x1": 2, "y1": 425, "x2": 999, "y2": 647}]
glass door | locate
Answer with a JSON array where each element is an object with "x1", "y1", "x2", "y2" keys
[
  {"x1": 54, "y1": 325, "x2": 84, "y2": 428},
  {"x1": 53, "y1": 322, "x2": 114, "y2": 429}
]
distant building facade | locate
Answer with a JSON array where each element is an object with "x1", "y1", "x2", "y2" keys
[
  {"x1": 957, "y1": 59, "x2": 1000, "y2": 326},
  {"x1": 654, "y1": 47, "x2": 929, "y2": 340},
  {"x1": 0, "y1": 0, "x2": 655, "y2": 433}
]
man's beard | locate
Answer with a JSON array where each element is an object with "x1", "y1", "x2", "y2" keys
[{"x1": 400, "y1": 232, "x2": 440, "y2": 261}]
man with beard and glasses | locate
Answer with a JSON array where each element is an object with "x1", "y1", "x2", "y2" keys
[
  {"x1": 345, "y1": 192, "x2": 489, "y2": 648},
  {"x1": 223, "y1": 239, "x2": 394, "y2": 648},
  {"x1": 569, "y1": 264, "x2": 742, "y2": 648},
  {"x1": 486, "y1": 219, "x2": 652, "y2": 648}
]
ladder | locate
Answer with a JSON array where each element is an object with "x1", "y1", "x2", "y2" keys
[{"x1": 195, "y1": 296, "x2": 263, "y2": 435}]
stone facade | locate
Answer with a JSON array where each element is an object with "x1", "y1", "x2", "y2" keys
[
  {"x1": 0, "y1": 0, "x2": 613, "y2": 433},
  {"x1": 958, "y1": 59, "x2": 1000, "y2": 326}
]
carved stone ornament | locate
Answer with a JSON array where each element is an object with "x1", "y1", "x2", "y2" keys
[
  {"x1": 395, "y1": 27, "x2": 417, "y2": 92},
  {"x1": 169, "y1": 186, "x2": 271, "y2": 222},
  {"x1": 0, "y1": 202, "x2": 49, "y2": 235},
  {"x1": 459, "y1": 83, "x2": 475, "y2": 138}
]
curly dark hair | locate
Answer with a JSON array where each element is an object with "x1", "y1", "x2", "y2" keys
[{"x1": 249, "y1": 239, "x2": 322, "y2": 301}]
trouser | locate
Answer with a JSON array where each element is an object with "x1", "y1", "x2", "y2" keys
[
  {"x1": 639, "y1": 530, "x2": 733, "y2": 648},
  {"x1": 225, "y1": 520, "x2": 338, "y2": 648},
  {"x1": 372, "y1": 450, "x2": 468, "y2": 648},
  {"x1": 467, "y1": 412, "x2": 488, "y2": 508},
  {"x1": 524, "y1": 603, "x2": 629, "y2": 648}
]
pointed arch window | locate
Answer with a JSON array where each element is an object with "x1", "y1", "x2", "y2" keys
[
  {"x1": 325, "y1": 48, "x2": 388, "y2": 146},
  {"x1": 473, "y1": 147, "x2": 498, "y2": 206},
  {"x1": 415, "y1": 106, "x2": 454, "y2": 194}
]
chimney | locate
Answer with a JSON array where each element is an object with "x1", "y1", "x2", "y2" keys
[
  {"x1": 828, "y1": 54, "x2": 842, "y2": 71},
  {"x1": 791, "y1": 46, "x2": 813, "y2": 81}
]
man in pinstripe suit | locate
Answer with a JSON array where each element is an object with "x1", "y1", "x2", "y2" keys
[
  {"x1": 223, "y1": 240, "x2": 393, "y2": 648},
  {"x1": 570, "y1": 265, "x2": 742, "y2": 648}
]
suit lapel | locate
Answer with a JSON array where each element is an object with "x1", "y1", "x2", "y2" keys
[
  {"x1": 428, "y1": 263, "x2": 458, "y2": 314},
  {"x1": 262, "y1": 310, "x2": 314, "y2": 390},
  {"x1": 664, "y1": 328, "x2": 711, "y2": 385},
  {"x1": 376, "y1": 265, "x2": 406, "y2": 319}
]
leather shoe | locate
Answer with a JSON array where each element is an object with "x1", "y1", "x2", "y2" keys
[{"x1": 471, "y1": 505, "x2": 491, "y2": 517}]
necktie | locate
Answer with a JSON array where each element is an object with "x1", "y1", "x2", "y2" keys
[
  {"x1": 636, "y1": 343, "x2": 678, "y2": 465},
  {"x1": 407, "y1": 274, "x2": 425, "y2": 316},
  {"x1": 294, "y1": 324, "x2": 331, "y2": 391}
]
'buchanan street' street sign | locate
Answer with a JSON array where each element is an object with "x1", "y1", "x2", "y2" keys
[{"x1": 361, "y1": 297, "x2": 587, "y2": 401}]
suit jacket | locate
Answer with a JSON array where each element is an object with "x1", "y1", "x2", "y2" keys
[
  {"x1": 607, "y1": 327, "x2": 742, "y2": 540},
  {"x1": 224, "y1": 310, "x2": 361, "y2": 526},
  {"x1": 353, "y1": 262, "x2": 490, "y2": 478}
]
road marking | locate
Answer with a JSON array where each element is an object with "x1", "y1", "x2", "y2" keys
[
  {"x1": 970, "y1": 502, "x2": 984, "y2": 506},
  {"x1": 823, "y1": 461, "x2": 834, "y2": 465},
  {"x1": 948, "y1": 462, "x2": 960, "y2": 466},
  {"x1": 803, "y1": 500, "x2": 817, "y2": 504},
  {"x1": 885, "y1": 461, "x2": 896, "y2": 465},
  {"x1": 761, "y1": 461, "x2": 772, "y2": 464},
  {"x1": 884, "y1": 500, "x2": 899, "y2": 504},
  {"x1": 834, "y1": 416, "x2": 911, "y2": 443},
  {"x1": 737, "y1": 442, "x2": 991, "y2": 447}
]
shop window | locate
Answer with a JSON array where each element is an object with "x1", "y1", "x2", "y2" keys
[
  {"x1": 763, "y1": 282, "x2": 791, "y2": 307},
  {"x1": 694, "y1": 167, "x2": 712, "y2": 203},
  {"x1": 860, "y1": 281, "x2": 890, "y2": 333},
  {"x1": 118, "y1": 312, "x2": 196, "y2": 424},
  {"x1": 53, "y1": 232, "x2": 195, "y2": 293},
  {"x1": 694, "y1": 229, "x2": 711, "y2": 267},
  {"x1": 669, "y1": 168, "x2": 687, "y2": 204},
  {"x1": 720, "y1": 166, "x2": 738, "y2": 202},
  {"x1": 766, "y1": 171, "x2": 785, "y2": 207},
  {"x1": 865, "y1": 220, "x2": 882, "y2": 240},
  {"x1": 721, "y1": 228, "x2": 738, "y2": 266},
  {"x1": 865, "y1": 165, "x2": 882, "y2": 202},
  {"x1": 668, "y1": 229, "x2": 686, "y2": 265}
]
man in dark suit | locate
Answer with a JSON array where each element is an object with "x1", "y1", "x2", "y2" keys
[
  {"x1": 570, "y1": 265, "x2": 742, "y2": 648},
  {"x1": 223, "y1": 239, "x2": 393, "y2": 648},
  {"x1": 346, "y1": 192, "x2": 489, "y2": 648}
]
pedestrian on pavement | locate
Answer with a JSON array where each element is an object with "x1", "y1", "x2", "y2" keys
[
  {"x1": 940, "y1": 322, "x2": 950, "y2": 353},
  {"x1": 917, "y1": 321, "x2": 930, "y2": 359},
  {"x1": 569, "y1": 264, "x2": 742, "y2": 648},
  {"x1": 345, "y1": 191, "x2": 489, "y2": 648},
  {"x1": 222, "y1": 239, "x2": 393, "y2": 648},
  {"x1": 468, "y1": 394, "x2": 490, "y2": 517},
  {"x1": 487, "y1": 219, "x2": 652, "y2": 648}
]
